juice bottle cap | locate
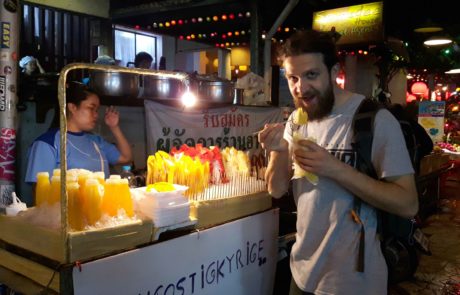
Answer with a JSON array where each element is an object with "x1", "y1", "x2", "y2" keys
[
  {"x1": 37, "y1": 171, "x2": 49, "y2": 178},
  {"x1": 67, "y1": 182, "x2": 80, "y2": 190},
  {"x1": 94, "y1": 171, "x2": 105, "y2": 179},
  {"x1": 67, "y1": 170, "x2": 77, "y2": 177},
  {"x1": 53, "y1": 168, "x2": 61, "y2": 176},
  {"x1": 120, "y1": 178, "x2": 129, "y2": 184},
  {"x1": 109, "y1": 174, "x2": 121, "y2": 179},
  {"x1": 85, "y1": 178, "x2": 99, "y2": 186},
  {"x1": 51, "y1": 175, "x2": 61, "y2": 182},
  {"x1": 66, "y1": 175, "x2": 78, "y2": 183},
  {"x1": 105, "y1": 178, "x2": 117, "y2": 184}
]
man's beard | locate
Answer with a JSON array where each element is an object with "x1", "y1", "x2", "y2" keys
[{"x1": 294, "y1": 80, "x2": 334, "y2": 121}]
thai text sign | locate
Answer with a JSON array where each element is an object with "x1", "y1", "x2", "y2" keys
[
  {"x1": 312, "y1": 1, "x2": 384, "y2": 45},
  {"x1": 144, "y1": 100, "x2": 284, "y2": 154},
  {"x1": 73, "y1": 209, "x2": 279, "y2": 295}
]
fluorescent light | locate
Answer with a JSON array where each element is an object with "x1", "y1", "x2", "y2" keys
[
  {"x1": 414, "y1": 26, "x2": 443, "y2": 33},
  {"x1": 445, "y1": 68, "x2": 460, "y2": 74},
  {"x1": 424, "y1": 36, "x2": 453, "y2": 46},
  {"x1": 413, "y1": 19, "x2": 443, "y2": 33}
]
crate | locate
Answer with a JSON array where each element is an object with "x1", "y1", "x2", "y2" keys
[
  {"x1": 190, "y1": 191, "x2": 272, "y2": 228},
  {"x1": 0, "y1": 215, "x2": 153, "y2": 264},
  {"x1": 420, "y1": 153, "x2": 451, "y2": 176}
]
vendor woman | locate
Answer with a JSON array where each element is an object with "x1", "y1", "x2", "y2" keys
[{"x1": 25, "y1": 81, "x2": 132, "y2": 185}]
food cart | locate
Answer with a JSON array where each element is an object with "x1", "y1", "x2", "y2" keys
[{"x1": 0, "y1": 64, "x2": 280, "y2": 294}]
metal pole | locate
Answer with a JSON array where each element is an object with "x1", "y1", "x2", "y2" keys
[
  {"x1": 0, "y1": 0, "x2": 19, "y2": 207},
  {"x1": 57, "y1": 64, "x2": 189, "y2": 261},
  {"x1": 263, "y1": 0, "x2": 299, "y2": 103}
]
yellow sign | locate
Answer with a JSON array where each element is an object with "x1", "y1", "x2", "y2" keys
[
  {"x1": 1, "y1": 22, "x2": 11, "y2": 49},
  {"x1": 312, "y1": 2, "x2": 383, "y2": 45}
]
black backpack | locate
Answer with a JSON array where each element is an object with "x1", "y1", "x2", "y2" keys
[{"x1": 351, "y1": 98, "x2": 419, "y2": 284}]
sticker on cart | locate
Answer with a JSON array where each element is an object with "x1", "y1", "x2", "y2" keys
[{"x1": 0, "y1": 128, "x2": 15, "y2": 181}]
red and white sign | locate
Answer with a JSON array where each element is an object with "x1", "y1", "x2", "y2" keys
[{"x1": 144, "y1": 100, "x2": 284, "y2": 154}]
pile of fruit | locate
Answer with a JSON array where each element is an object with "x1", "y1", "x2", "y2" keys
[
  {"x1": 434, "y1": 142, "x2": 460, "y2": 152},
  {"x1": 221, "y1": 146, "x2": 251, "y2": 178},
  {"x1": 146, "y1": 149, "x2": 210, "y2": 197},
  {"x1": 146, "y1": 144, "x2": 252, "y2": 197}
]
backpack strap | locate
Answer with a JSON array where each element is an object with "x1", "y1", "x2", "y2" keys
[
  {"x1": 350, "y1": 98, "x2": 381, "y2": 272},
  {"x1": 352, "y1": 98, "x2": 380, "y2": 179}
]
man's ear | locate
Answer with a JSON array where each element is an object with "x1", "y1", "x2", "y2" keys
[{"x1": 331, "y1": 63, "x2": 340, "y2": 81}]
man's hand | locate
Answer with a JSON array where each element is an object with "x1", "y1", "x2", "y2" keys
[
  {"x1": 104, "y1": 105, "x2": 120, "y2": 129},
  {"x1": 258, "y1": 123, "x2": 288, "y2": 152},
  {"x1": 294, "y1": 139, "x2": 346, "y2": 178}
]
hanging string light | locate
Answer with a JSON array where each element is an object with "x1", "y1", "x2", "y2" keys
[{"x1": 146, "y1": 12, "x2": 297, "y2": 48}]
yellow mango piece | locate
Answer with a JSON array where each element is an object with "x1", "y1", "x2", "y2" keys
[
  {"x1": 293, "y1": 108, "x2": 308, "y2": 125},
  {"x1": 147, "y1": 182, "x2": 176, "y2": 192}
]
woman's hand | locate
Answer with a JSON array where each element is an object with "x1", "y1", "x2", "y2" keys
[
  {"x1": 293, "y1": 139, "x2": 346, "y2": 178},
  {"x1": 104, "y1": 105, "x2": 120, "y2": 129},
  {"x1": 35, "y1": 59, "x2": 45, "y2": 74}
]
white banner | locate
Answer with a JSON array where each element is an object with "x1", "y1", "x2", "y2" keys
[
  {"x1": 144, "y1": 100, "x2": 284, "y2": 155},
  {"x1": 73, "y1": 209, "x2": 279, "y2": 295}
]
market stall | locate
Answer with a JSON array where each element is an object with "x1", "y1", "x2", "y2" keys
[{"x1": 0, "y1": 64, "x2": 282, "y2": 294}]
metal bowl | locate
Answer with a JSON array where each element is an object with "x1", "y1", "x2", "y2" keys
[
  {"x1": 138, "y1": 75, "x2": 185, "y2": 100},
  {"x1": 197, "y1": 80, "x2": 234, "y2": 104},
  {"x1": 89, "y1": 71, "x2": 139, "y2": 97}
]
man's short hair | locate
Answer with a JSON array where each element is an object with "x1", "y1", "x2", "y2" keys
[
  {"x1": 278, "y1": 29, "x2": 339, "y2": 71},
  {"x1": 134, "y1": 52, "x2": 153, "y2": 68}
]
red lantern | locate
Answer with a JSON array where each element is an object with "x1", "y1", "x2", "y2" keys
[
  {"x1": 411, "y1": 81, "x2": 428, "y2": 95},
  {"x1": 406, "y1": 94, "x2": 417, "y2": 103}
]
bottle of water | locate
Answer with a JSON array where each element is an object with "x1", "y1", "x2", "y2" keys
[{"x1": 120, "y1": 165, "x2": 136, "y2": 188}]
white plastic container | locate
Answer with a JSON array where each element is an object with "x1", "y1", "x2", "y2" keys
[
  {"x1": 131, "y1": 185, "x2": 190, "y2": 227},
  {"x1": 5, "y1": 192, "x2": 27, "y2": 216}
]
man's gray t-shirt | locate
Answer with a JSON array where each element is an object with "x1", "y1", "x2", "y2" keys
[{"x1": 284, "y1": 94, "x2": 414, "y2": 295}]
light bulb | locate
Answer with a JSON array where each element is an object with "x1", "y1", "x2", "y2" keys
[{"x1": 181, "y1": 91, "x2": 197, "y2": 107}]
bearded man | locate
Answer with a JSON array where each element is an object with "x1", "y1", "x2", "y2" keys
[{"x1": 259, "y1": 30, "x2": 418, "y2": 295}]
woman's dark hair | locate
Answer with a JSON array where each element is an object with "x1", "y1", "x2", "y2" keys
[
  {"x1": 66, "y1": 81, "x2": 95, "y2": 106},
  {"x1": 134, "y1": 51, "x2": 153, "y2": 68},
  {"x1": 278, "y1": 29, "x2": 339, "y2": 71},
  {"x1": 49, "y1": 81, "x2": 96, "y2": 128}
]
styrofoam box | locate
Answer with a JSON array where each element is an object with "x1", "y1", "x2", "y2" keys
[
  {"x1": 131, "y1": 185, "x2": 188, "y2": 208},
  {"x1": 131, "y1": 185, "x2": 191, "y2": 227},
  {"x1": 149, "y1": 203, "x2": 190, "y2": 227}
]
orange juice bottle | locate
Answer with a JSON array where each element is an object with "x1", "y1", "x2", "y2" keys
[
  {"x1": 83, "y1": 178, "x2": 103, "y2": 226},
  {"x1": 67, "y1": 181, "x2": 85, "y2": 231},
  {"x1": 35, "y1": 172, "x2": 50, "y2": 206},
  {"x1": 52, "y1": 168, "x2": 60, "y2": 176},
  {"x1": 67, "y1": 170, "x2": 77, "y2": 184},
  {"x1": 77, "y1": 171, "x2": 92, "y2": 191},
  {"x1": 94, "y1": 171, "x2": 105, "y2": 185},
  {"x1": 49, "y1": 175, "x2": 61, "y2": 205},
  {"x1": 78, "y1": 171, "x2": 92, "y2": 212},
  {"x1": 119, "y1": 179, "x2": 134, "y2": 217},
  {"x1": 101, "y1": 178, "x2": 118, "y2": 217}
]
